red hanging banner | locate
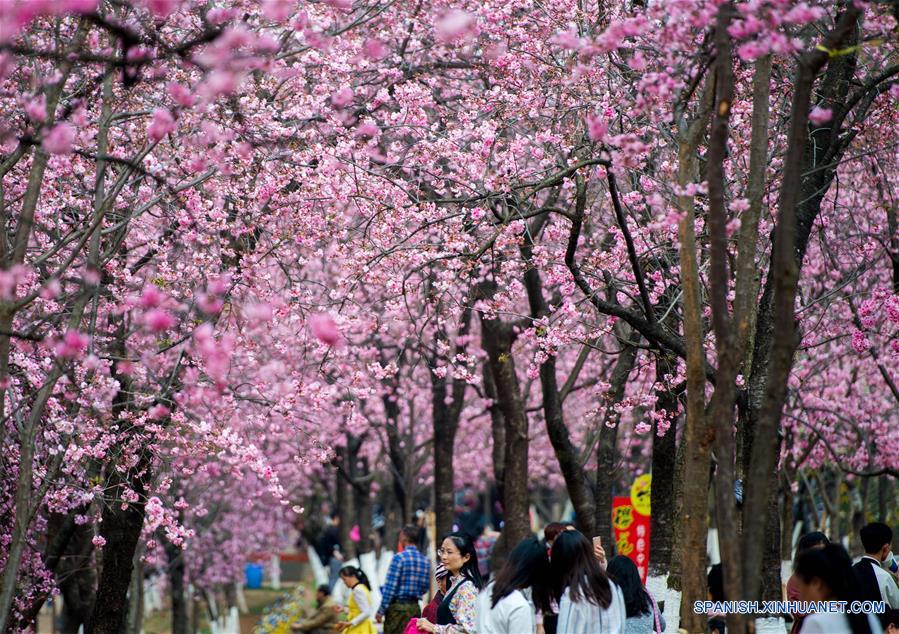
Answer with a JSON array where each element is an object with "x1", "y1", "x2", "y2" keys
[{"x1": 612, "y1": 474, "x2": 651, "y2": 584}]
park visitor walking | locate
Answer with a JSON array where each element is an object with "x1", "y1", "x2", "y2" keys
[
  {"x1": 417, "y1": 532, "x2": 483, "y2": 634},
  {"x1": 550, "y1": 530, "x2": 626, "y2": 634},
  {"x1": 852, "y1": 522, "x2": 899, "y2": 618},
  {"x1": 336, "y1": 566, "x2": 377, "y2": 634},
  {"x1": 477, "y1": 535, "x2": 553, "y2": 634},
  {"x1": 376, "y1": 525, "x2": 431, "y2": 634}
]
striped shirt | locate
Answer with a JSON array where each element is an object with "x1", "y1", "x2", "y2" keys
[{"x1": 377, "y1": 545, "x2": 431, "y2": 615}]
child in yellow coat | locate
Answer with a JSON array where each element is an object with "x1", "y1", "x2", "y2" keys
[{"x1": 335, "y1": 566, "x2": 376, "y2": 634}]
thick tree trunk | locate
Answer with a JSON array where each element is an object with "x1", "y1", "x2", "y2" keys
[
  {"x1": 742, "y1": 10, "x2": 861, "y2": 609},
  {"x1": 335, "y1": 448, "x2": 354, "y2": 557},
  {"x1": 351, "y1": 451, "x2": 373, "y2": 556},
  {"x1": 676, "y1": 118, "x2": 713, "y2": 632},
  {"x1": 594, "y1": 342, "x2": 638, "y2": 548},
  {"x1": 430, "y1": 308, "x2": 471, "y2": 541},
  {"x1": 484, "y1": 363, "x2": 506, "y2": 508},
  {"x1": 57, "y1": 521, "x2": 97, "y2": 634},
  {"x1": 166, "y1": 542, "x2": 189, "y2": 634},
  {"x1": 126, "y1": 558, "x2": 144, "y2": 634},
  {"x1": 649, "y1": 355, "x2": 680, "y2": 578},
  {"x1": 521, "y1": 244, "x2": 596, "y2": 534},
  {"x1": 432, "y1": 399, "x2": 457, "y2": 541},
  {"x1": 86, "y1": 467, "x2": 148, "y2": 634},
  {"x1": 481, "y1": 317, "x2": 530, "y2": 566}
]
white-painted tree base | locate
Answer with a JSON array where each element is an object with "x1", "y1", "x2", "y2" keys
[
  {"x1": 306, "y1": 545, "x2": 329, "y2": 586},
  {"x1": 646, "y1": 573, "x2": 680, "y2": 633}
]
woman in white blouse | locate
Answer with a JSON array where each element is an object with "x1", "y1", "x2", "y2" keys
[
  {"x1": 477, "y1": 536, "x2": 553, "y2": 633},
  {"x1": 549, "y1": 531, "x2": 626, "y2": 634}
]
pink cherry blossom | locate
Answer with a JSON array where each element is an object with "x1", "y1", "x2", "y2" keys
[
  {"x1": 585, "y1": 114, "x2": 608, "y2": 142},
  {"x1": 167, "y1": 82, "x2": 196, "y2": 107},
  {"x1": 309, "y1": 313, "x2": 341, "y2": 346},
  {"x1": 144, "y1": 0, "x2": 178, "y2": 18},
  {"x1": 24, "y1": 95, "x2": 46, "y2": 123},
  {"x1": 42, "y1": 122, "x2": 75, "y2": 154},
  {"x1": 139, "y1": 285, "x2": 165, "y2": 309},
  {"x1": 55, "y1": 331, "x2": 90, "y2": 359},
  {"x1": 809, "y1": 106, "x2": 833, "y2": 125},
  {"x1": 361, "y1": 38, "x2": 389, "y2": 60},
  {"x1": 145, "y1": 309, "x2": 177, "y2": 333},
  {"x1": 148, "y1": 404, "x2": 170, "y2": 419},
  {"x1": 435, "y1": 10, "x2": 476, "y2": 44},
  {"x1": 330, "y1": 87, "x2": 354, "y2": 109},
  {"x1": 147, "y1": 108, "x2": 176, "y2": 141}
]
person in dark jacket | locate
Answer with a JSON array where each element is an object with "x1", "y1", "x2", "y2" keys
[{"x1": 852, "y1": 522, "x2": 899, "y2": 628}]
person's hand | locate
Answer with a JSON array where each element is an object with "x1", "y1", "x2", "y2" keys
[
  {"x1": 375, "y1": 613, "x2": 383, "y2": 623},
  {"x1": 593, "y1": 542, "x2": 606, "y2": 567},
  {"x1": 334, "y1": 622, "x2": 349, "y2": 631},
  {"x1": 330, "y1": 604, "x2": 344, "y2": 614},
  {"x1": 417, "y1": 618, "x2": 437, "y2": 633}
]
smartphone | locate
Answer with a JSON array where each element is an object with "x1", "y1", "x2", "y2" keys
[{"x1": 592, "y1": 535, "x2": 602, "y2": 548}]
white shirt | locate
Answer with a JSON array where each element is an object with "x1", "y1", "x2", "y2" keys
[
  {"x1": 799, "y1": 611, "x2": 883, "y2": 633},
  {"x1": 477, "y1": 583, "x2": 535, "y2": 634},
  {"x1": 859, "y1": 555, "x2": 899, "y2": 608},
  {"x1": 557, "y1": 581, "x2": 626, "y2": 634},
  {"x1": 348, "y1": 585, "x2": 376, "y2": 626}
]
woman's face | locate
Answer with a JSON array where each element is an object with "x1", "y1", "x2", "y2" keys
[
  {"x1": 340, "y1": 574, "x2": 356, "y2": 589},
  {"x1": 440, "y1": 538, "x2": 470, "y2": 574}
]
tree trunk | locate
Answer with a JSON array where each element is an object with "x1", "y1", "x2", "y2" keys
[
  {"x1": 484, "y1": 363, "x2": 506, "y2": 509},
  {"x1": 594, "y1": 342, "x2": 638, "y2": 548},
  {"x1": 166, "y1": 542, "x2": 189, "y2": 634},
  {"x1": 86, "y1": 467, "x2": 148, "y2": 634},
  {"x1": 650, "y1": 354, "x2": 680, "y2": 578},
  {"x1": 335, "y1": 448, "x2": 354, "y2": 558},
  {"x1": 432, "y1": 398, "x2": 457, "y2": 541},
  {"x1": 742, "y1": 10, "x2": 861, "y2": 609},
  {"x1": 676, "y1": 119, "x2": 713, "y2": 633},
  {"x1": 57, "y1": 520, "x2": 97, "y2": 634},
  {"x1": 521, "y1": 241, "x2": 596, "y2": 534},
  {"x1": 125, "y1": 558, "x2": 144, "y2": 634},
  {"x1": 352, "y1": 454, "x2": 373, "y2": 557},
  {"x1": 481, "y1": 316, "x2": 530, "y2": 566}
]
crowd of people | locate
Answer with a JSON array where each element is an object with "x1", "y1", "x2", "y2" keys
[
  {"x1": 288, "y1": 520, "x2": 898, "y2": 634},
  {"x1": 293, "y1": 521, "x2": 663, "y2": 634}
]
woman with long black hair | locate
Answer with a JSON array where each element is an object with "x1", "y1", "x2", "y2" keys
[
  {"x1": 417, "y1": 532, "x2": 483, "y2": 634},
  {"x1": 550, "y1": 530, "x2": 626, "y2": 633},
  {"x1": 794, "y1": 544, "x2": 880, "y2": 634},
  {"x1": 477, "y1": 535, "x2": 553, "y2": 633},
  {"x1": 606, "y1": 555, "x2": 664, "y2": 633}
]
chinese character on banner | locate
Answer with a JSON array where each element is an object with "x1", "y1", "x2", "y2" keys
[{"x1": 612, "y1": 474, "x2": 651, "y2": 584}]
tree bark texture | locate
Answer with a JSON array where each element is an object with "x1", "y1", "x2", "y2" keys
[{"x1": 481, "y1": 316, "x2": 530, "y2": 564}]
